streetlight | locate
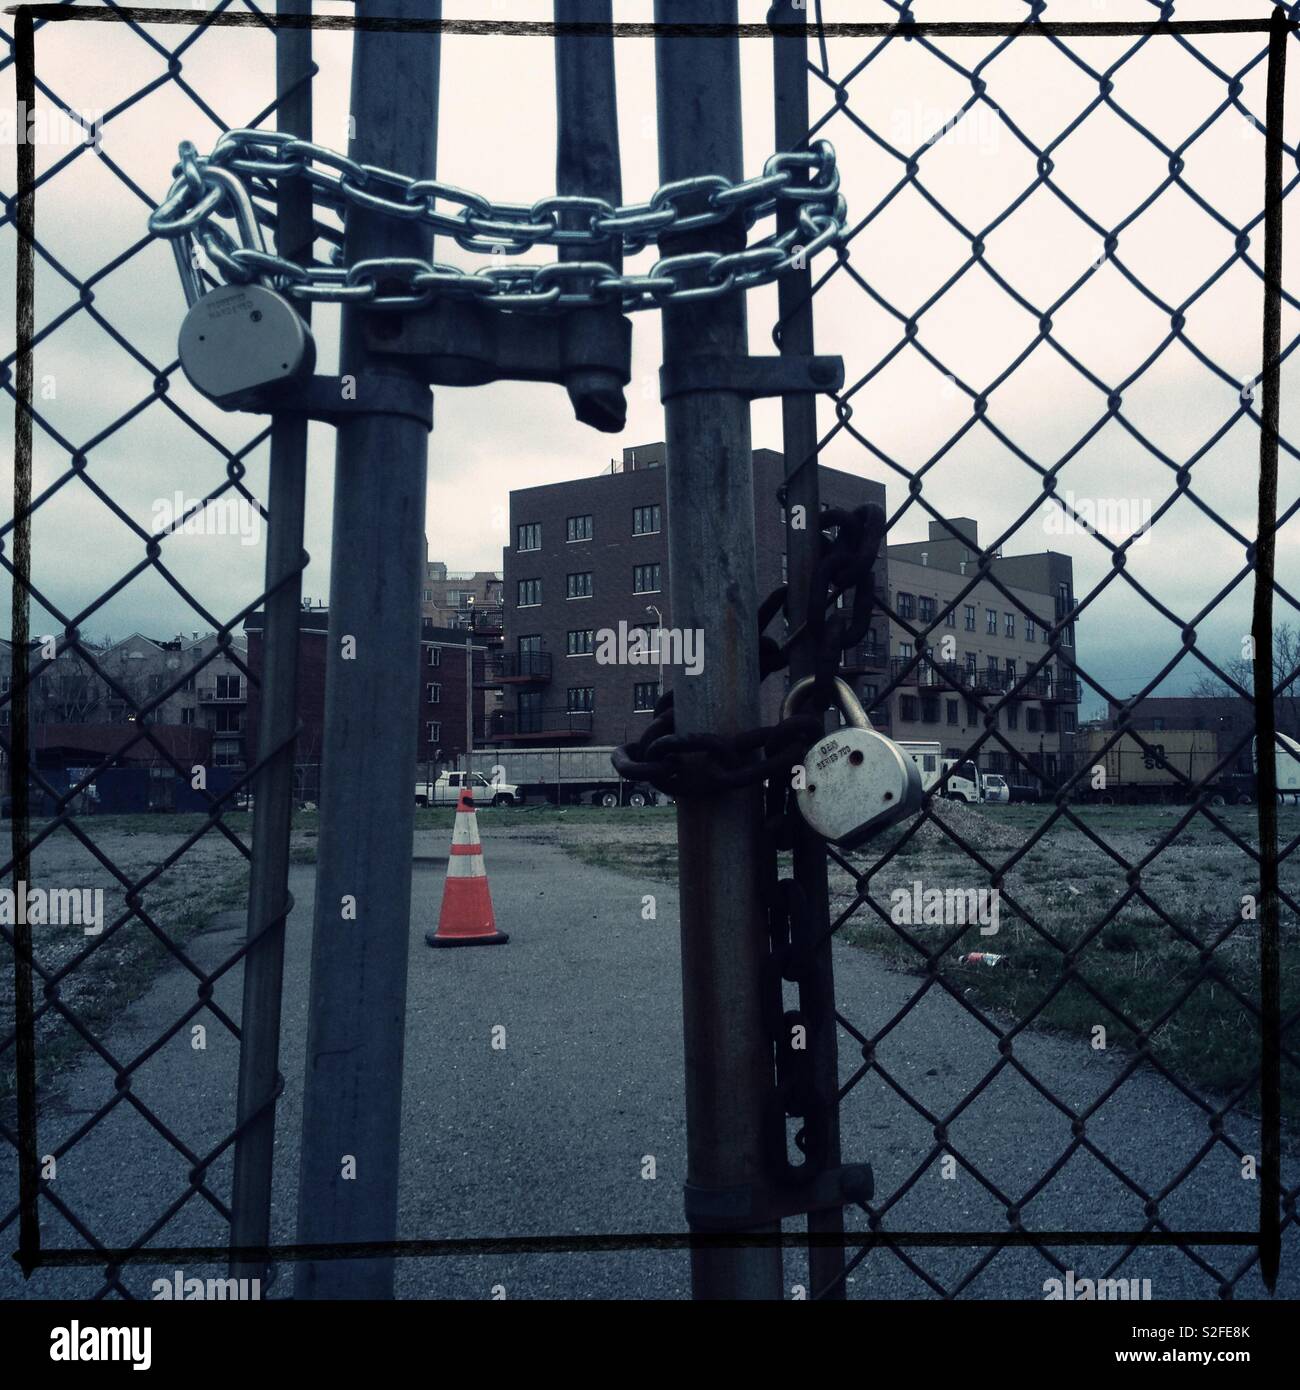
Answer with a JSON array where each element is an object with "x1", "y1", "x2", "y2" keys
[{"x1": 645, "y1": 604, "x2": 664, "y2": 700}]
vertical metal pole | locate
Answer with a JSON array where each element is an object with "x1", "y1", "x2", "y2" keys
[
  {"x1": 229, "y1": 0, "x2": 313, "y2": 1286},
  {"x1": 10, "y1": 5, "x2": 39, "y2": 1280},
  {"x1": 656, "y1": 0, "x2": 784, "y2": 1300},
  {"x1": 554, "y1": 0, "x2": 625, "y2": 432},
  {"x1": 1253, "y1": 2, "x2": 1287, "y2": 1296},
  {"x1": 465, "y1": 637, "x2": 472, "y2": 776},
  {"x1": 770, "y1": 0, "x2": 846, "y2": 1301},
  {"x1": 295, "y1": 0, "x2": 438, "y2": 1299}
]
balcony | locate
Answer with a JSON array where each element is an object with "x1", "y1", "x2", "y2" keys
[
  {"x1": 197, "y1": 687, "x2": 246, "y2": 703},
  {"x1": 888, "y1": 658, "x2": 1065, "y2": 700},
  {"x1": 477, "y1": 652, "x2": 553, "y2": 686},
  {"x1": 840, "y1": 642, "x2": 888, "y2": 673},
  {"x1": 485, "y1": 707, "x2": 593, "y2": 742}
]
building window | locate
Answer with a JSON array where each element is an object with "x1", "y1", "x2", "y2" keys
[
  {"x1": 427, "y1": 721, "x2": 441, "y2": 744},
  {"x1": 1006, "y1": 703, "x2": 1019, "y2": 730},
  {"x1": 964, "y1": 604, "x2": 976, "y2": 631},
  {"x1": 566, "y1": 572, "x2": 593, "y2": 599},
  {"x1": 567, "y1": 629, "x2": 595, "y2": 656},
  {"x1": 897, "y1": 641, "x2": 913, "y2": 661},
  {"x1": 1027, "y1": 708, "x2": 1041, "y2": 733},
  {"x1": 633, "y1": 563, "x2": 662, "y2": 594},
  {"x1": 946, "y1": 699, "x2": 958, "y2": 725},
  {"x1": 567, "y1": 686, "x2": 594, "y2": 712},
  {"x1": 215, "y1": 707, "x2": 242, "y2": 733},
  {"x1": 517, "y1": 578, "x2": 541, "y2": 607},
  {"x1": 900, "y1": 694, "x2": 918, "y2": 721},
  {"x1": 633, "y1": 504, "x2": 661, "y2": 535},
  {"x1": 897, "y1": 592, "x2": 914, "y2": 620},
  {"x1": 1005, "y1": 659, "x2": 1016, "y2": 679},
  {"x1": 1025, "y1": 616, "x2": 1036, "y2": 643},
  {"x1": 921, "y1": 696, "x2": 939, "y2": 723},
  {"x1": 918, "y1": 595, "x2": 935, "y2": 624},
  {"x1": 1063, "y1": 710, "x2": 1077, "y2": 734},
  {"x1": 427, "y1": 683, "x2": 442, "y2": 704},
  {"x1": 634, "y1": 681, "x2": 659, "y2": 711},
  {"x1": 986, "y1": 751, "x2": 1007, "y2": 774},
  {"x1": 944, "y1": 605, "x2": 956, "y2": 628},
  {"x1": 986, "y1": 608, "x2": 998, "y2": 634},
  {"x1": 965, "y1": 651, "x2": 977, "y2": 672},
  {"x1": 517, "y1": 522, "x2": 541, "y2": 551},
  {"x1": 181, "y1": 707, "x2": 195, "y2": 725},
  {"x1": 427, "y1": 645, "x2": 441, "y2": 667},
  {"x1": 567, "y1": 514, "x2": 594, "y2": 543},
  {"x1": 1005, "y1": 611, "x2": 1016, "y2": 637}
]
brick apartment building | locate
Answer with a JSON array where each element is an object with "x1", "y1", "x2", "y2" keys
[
  {"x1": 884, "y1": 518, "x2": 1081, "y2": 784},
  {"x1": 244, "y1": 606, "x2": 487, "y2": 801},
  {"x1": 499, "y1": 441, "x2": 888, "y2": 749}
]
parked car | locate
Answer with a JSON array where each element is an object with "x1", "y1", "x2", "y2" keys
[{"x1": 982, "y1": 773, "x2": 1009, "y2": 804}]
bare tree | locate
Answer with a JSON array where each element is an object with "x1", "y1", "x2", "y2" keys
[{"x1": 1191, "y1": 622, "x2": 1300, "y2": 737}]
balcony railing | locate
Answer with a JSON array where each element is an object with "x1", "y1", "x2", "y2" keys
[
  {"x1": 197, "y1": 687, "x2": 246, "y2": 703},
  {"x1": 486, "y1": 706, "x2": 593, "y2": 740},
  {"x1": 478, "y1": 652, "x2": 552, "y2": 686},
  {"x1": 840, "y1": 642, "x2": 887, "y2": 672},
  {"x1": 888, "y1": 657, "x2": 1069, "y2": 700}
]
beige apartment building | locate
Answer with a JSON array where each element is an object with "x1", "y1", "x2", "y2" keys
[
  {"x1": 875, "y1": 518, "x2": 1081, "y2": 787},
  {"x1": 0, "y1": 631, "x2": 249, "y2": 768}
]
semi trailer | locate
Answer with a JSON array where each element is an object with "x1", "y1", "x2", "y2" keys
[{"x1": 457, "y1": 746, "x2": 658, "y2": 807}]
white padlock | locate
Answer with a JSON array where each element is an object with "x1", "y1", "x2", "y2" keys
[
  {"x1": 785, "y1": 675, "x2": 923, "y2": 850},
  {"x1": 178, "y1": 282, "x2": 315, "y2": 410}
]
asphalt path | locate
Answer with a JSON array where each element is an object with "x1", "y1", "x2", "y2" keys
[{"x1": 3, "y1": 825, "x2": 1295, "y2": 1301}]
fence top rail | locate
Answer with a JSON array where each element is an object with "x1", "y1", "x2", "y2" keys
[{"x1": 6, "y1": 6, "x2": 1296, "y2": 40}]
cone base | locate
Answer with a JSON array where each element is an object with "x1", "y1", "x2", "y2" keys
[{"x1": 425, "y1": 929, "x2": 509, "y2": 949}]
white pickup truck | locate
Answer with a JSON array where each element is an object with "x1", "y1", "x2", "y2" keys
[{"x1": 414, "y1": 770, "x2": 520, "y2": 808}]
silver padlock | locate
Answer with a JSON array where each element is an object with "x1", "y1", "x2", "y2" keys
[
  {"x1": 178, "y1": 282, "x2": 315, "y2": 410},
  {"x1": 784, "y1": 675, "x2": 923, "y2": 849}
]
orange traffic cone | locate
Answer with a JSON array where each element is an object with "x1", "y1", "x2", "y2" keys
[{"x1": 426, "y1": 789, "x2": 509, "y2": 948}]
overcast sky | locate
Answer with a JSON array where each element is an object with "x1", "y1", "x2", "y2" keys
[{"x1": 3, "y1": 0, "x2": 1299, "y2": 720}]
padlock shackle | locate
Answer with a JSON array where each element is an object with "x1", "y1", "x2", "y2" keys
[{"x1": 781, "y1": 674, "x2": 872, "y2": 731}]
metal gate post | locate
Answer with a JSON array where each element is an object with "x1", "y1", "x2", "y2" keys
[
  {"x1": 655, "y1": 0, "x2": 785, "y2": 1300},
  {"x1": 770, "y1": 0, "x2": 847, "y2": 1300},
  {"x1": 295, "y1": 0, "x2": 438, "y2": 1298},
  {"x1": 229, "y1": 0, "x2": 313, "y2": 1287}
]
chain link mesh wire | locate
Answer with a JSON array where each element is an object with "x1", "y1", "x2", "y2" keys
[
  {"x1": 4, "y1": 0, "x2": 1299, "y2": 1304},
  {"x1": 774, "y1": 0, "x2": 1300, "y2": 1299},
  {"x1": 0, "y1": 0, "x2": 303, "y2": 1298}
]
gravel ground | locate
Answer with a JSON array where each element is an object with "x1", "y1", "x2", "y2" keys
[{"x1": 2, "y1": 820, "x2": 1296, "y2": 1301}]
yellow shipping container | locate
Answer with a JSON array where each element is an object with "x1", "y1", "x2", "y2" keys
[{"x1": 1079, "y1": 728, "x2": 1220, "y2": 794}]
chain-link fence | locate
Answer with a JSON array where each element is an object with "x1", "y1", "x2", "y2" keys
[
  {"x1": 2, "y1": 0, "x2": 304, "y2": 1299},
  {"x1": 2, "y1": 0, "x2": 1298, "y2": 1305},
  {"x1": 770, "y1": 0, "x2": 1300, "y2": 1299}
]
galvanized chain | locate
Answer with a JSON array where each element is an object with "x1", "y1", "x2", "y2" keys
[
  {"x1": 614, "y1": 503, "x2": 886, "y2": 1188},
  {"x1": 148, "y1": 130, "x2": 848, "y2": 312}
]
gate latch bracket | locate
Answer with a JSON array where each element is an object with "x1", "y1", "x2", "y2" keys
[
  {"x1": 659, "y1": 353, "x2": 844, "y2": 403},
  {"x1": 361, "y1": 298, "x2": 632, "y2": 434},
  {"x1": 270, "y1": 373, "x2": 434, "y2": 431},
  {"x1": 683, "y1": 1161, "x2": 873, "y2": 1233}
]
